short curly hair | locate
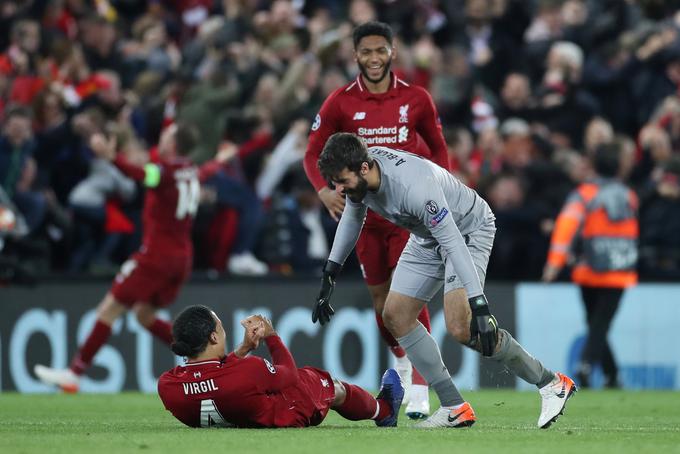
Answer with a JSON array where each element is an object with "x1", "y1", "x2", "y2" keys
[
  {"x1": 352, "y1": 21, "x2": 394, "y2": 48},
  {"x1": 317, "y1": 133, "x2": 372, "y2": 186}
]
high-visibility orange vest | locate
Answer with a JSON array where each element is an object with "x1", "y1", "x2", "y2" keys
[{"x1": 547, "y1": 178, "x2": 638, "y2": 288}]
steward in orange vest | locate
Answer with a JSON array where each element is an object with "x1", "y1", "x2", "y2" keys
[{"x1": 543, "y1": 142, "x2": 637, "y2": 388}]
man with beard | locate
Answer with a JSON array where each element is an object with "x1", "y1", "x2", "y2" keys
[
  {"x1": 312, "y1": 133, "x2": 577, "y2": 429},
  {"x1": 303, "y1": 21, "x2": 449, "y2": 419}
]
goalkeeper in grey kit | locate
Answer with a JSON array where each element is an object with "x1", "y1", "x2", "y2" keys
[{"x1": 312, "y1": 132, "x2": 576, "y2": 429}]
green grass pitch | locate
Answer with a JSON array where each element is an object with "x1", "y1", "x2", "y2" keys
[{"x1": 1, "y1": 390, "x2": 679, "y2": 454}]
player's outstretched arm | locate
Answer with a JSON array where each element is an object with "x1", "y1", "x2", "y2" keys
[
  {"x1": 312, "y1": 199, "x2": 367, "y2": 325},
  {"x1": 90, "y1": 132, "x2": 157, "y2": 183},
  {"x1": 303, "y1": 90, "x2": 345, "y2": 219},
  {"x1": 89, "y1": 133, "x2": 117, "y2": 161},
  {"x1": 544, "y1": 191, "x2": 585, "y2": 282}
]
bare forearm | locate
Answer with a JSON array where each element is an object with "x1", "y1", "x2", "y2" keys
[{"x1": 232, "y1": 344, "x2": 252, "y2": 359}]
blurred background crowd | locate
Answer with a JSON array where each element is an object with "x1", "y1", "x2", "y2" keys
[{"x1": 1, "y1": 0, "x2": 680, "y2": 284}]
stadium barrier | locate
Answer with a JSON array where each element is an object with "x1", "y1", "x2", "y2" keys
[
  {"x1": 1, "y1": 280, "x2": 677, "y2": 392},
  {"x1": 516, "y1": 283, "x2": 680, "y2": 390}
]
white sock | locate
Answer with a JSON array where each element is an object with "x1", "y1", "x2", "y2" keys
[
  {"x1": 395, "y1": 355, "x2": 410, "y2": 366},
  {"x1": 371, "y1": 401, "x2": 380, "y2": 420}
]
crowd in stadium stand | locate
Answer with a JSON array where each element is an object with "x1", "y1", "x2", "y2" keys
[{"x1": 1, "y1": 0, "x2": 680, "y2": 284}]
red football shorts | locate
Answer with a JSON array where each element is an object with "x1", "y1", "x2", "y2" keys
[
  {"x1": 355, "y1": 224, "x2": 410, "y2": 286},
  {"x1": 296, "y1": 367, "x2": 336, "y2": 427},
  {"x1": 110, "y1": 251, "x2": 192, "y2": 308}
]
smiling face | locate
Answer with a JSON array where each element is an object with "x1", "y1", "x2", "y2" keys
[
  {"x1": 354, "y1": 35, "x2": 394, "y2": 85},
  {"x1": 331, "y1": 164, "x2": 369, "y2": 203}
]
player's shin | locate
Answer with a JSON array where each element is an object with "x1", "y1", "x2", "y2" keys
[
  {"x1": 397, "y1": 324, "x2": 464, "y2": 407},
  {"x1": 333, "y1": 382, "x2": 388, "y2": 421},
  {"x1": 146, "y1": 318, "x2": 174, "y2": 346},
  {"x1": 71, "y1": 320, "x2": 113, "y2": 375},
  {"x1": 375, "y1": 311, "x2": 404, "y2": 353},
  {"x1": 411, "y1": 306, "x2": 430, "y2": 388},
  {"x1": 489, "y1": 329, "x2": 555, "y2": 387}
]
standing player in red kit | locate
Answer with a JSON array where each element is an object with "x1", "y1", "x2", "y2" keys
[
  {"x1": 35, "y1": 123, "x2": 200, "y2": 392},
  {"x1": 303, "y1": 21, "x2": 449, "y2": 419},
  {"x1": 158, "y1": 305, "x2": 404, "y2": 428}
]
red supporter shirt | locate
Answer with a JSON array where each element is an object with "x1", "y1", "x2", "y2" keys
[
  {"x1": 114, "y1": 155, "x2": 198, "y2": 258},
  {"x1": 304, "y1": 72, "x2": 449, "y2": 228},
  {"x1": 158, "y1": 336, "x2": 334, "y2": 428}
]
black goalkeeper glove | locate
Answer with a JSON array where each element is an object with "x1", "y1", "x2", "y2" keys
[
  {"x1": 469, "y1": 295, "x2": 498, "y2": 357},
  {"x1": 312, "y1": 261, "x2": 341, "y2": 325}
]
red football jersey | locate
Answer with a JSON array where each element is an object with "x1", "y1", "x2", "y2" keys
[
  {"x1": 158, "y1": 336, "x2": 335, "y2": 428},
  {"x1": 304, "y1": 72, "x2": 449, "y2": 227},
  {"x1": 115, "y1": 155, "x2": 198, "y2": 258}
]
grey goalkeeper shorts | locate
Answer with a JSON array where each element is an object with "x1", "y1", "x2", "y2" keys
[{"x1": 390, "y1": 222, "x2": 496, "y2": 302}]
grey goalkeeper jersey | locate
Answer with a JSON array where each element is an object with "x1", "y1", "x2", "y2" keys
[{"x1": 329, "y1": 146, "x2": 495, "y2": 298}]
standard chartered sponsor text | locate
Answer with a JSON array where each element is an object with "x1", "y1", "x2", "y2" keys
[{"x1": 357, "y1": 126, "x2": 400, "y2": 145}]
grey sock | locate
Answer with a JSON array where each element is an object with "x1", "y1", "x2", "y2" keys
[
  {"x1": 490, "y1": 329, "x2": 555, "y2": 388},
  {"x1": 397, "y1": 324, "x2": 464, "y2": 406}
]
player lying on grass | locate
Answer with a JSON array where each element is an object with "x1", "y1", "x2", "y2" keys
[{"x1": 158, "y1": 305, "x2": 404, "y2": 428}]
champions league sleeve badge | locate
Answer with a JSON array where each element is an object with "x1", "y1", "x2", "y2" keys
[
  {"x1": 426, "y1": 200, "x2": 449, "y2": 226},
  {"x1": 311, "y1": 114, "x2": 321, "y2": 131}
]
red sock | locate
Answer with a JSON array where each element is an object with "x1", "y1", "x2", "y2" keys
[
  {"x1": 70, "y1": 320, "x2": 112, "y2": 375},
  {"x1": 375, "y1": 312, "x2": 406, "y2": 357},
  {"x1": 412, "y1": 368, "x2": 427, "y2": 385},
  {"x1": 390, "y1": 345, "x2": 406, "y2": 357},
  {"x1": 417, "y1": 306, "x2": 431, "y2": 332},
  {"x1": 147, "y1": 318, "x2": 173, "y2": 346},
  {"x1": 335, "y1": 382, "x2": 390, "y2": 421}
]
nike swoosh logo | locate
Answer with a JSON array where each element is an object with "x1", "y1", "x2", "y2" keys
[
  {"x1": 448, "y1": 411, "x2": 464, "y2": 423},
  {"x1": 556, "y1": 382, "x2": 566, "y2": 398}
]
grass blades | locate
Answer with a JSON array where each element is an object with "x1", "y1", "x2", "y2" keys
[{"x1": 1, "y1": 390, "x2": 679, "y2": 454}]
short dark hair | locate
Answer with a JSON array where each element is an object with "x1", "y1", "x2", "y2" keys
[
  {"x1": 353, "y1": 21, "x2": 394, "y2": 48},
  {"x1": 663, "y1": 154, "x2": 680, "y2": 177},
  {"x1": 4, "y1": 105, "x2": 32, "y2": 121},
  {"x1": 10, "y1": 19, "x2": 38, "y2": 43},
  {"x1": 174, "y1": 122, "x2": 199, "y2": 157},
  {"x1": 593, "y1": 142, "x2": 620, "y2": 178},
  {"x1": 318, "y1": 133, "x2": 371, "y2": 185},
  {"x1": 171, "y1": 305, "x2": 217, "y2": 358}
]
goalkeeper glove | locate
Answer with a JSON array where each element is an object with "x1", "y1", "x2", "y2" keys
[
  {"x1": 469, "y1": 294, "x2": 498, "y2": 357},
  {"x1": 312, "y1": 261, "x2": 341, "y2": 325}
]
